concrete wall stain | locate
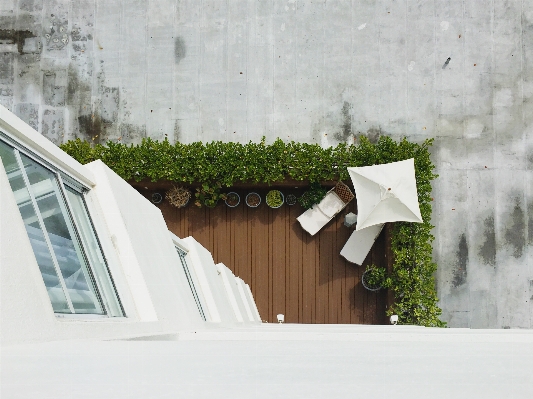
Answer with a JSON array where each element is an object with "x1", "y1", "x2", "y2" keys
[
  {"x1": 120, "y1": 123, "x2": 147, "y2": 144},
  {"x1": 43, "y1": 14, "x2": 69, "y2": 51},
  {"x1": 0, "y1": 53, "x2": 14, "y2": 85},
  {"x1": 18, "y1": 0, "x2": 43, "y2": 13},
  {"x1": 527, "y1": 149, "x2": 533, "y2": 169},
  {"x1": 14, "y1": 103, "x2": 39, "y2": 130},
  {"x1": 174, "y1": 120, "x2": 181, "y2": 142},
  {"x1": 364, "y1": 127, "x2": 382, "y2": 144},
  {"x1": 78, "y1": 114, "x2": 103, "y2": 144},
  {"x1": 67, "y1": 65, "x2": 91, "y2": 114},
  {"x1": 98, "y1": 86, "x2": 119, "y2": 124},
  {"x1": 527, "y1": 202, "x2": 533, "y2": 245},
  {"x1": 479, "y1": 215, "x2": 496, "y2": 266},
  {"x1": 504, "y1": 197, "x2": 525, "y2": 258},
  {"x1": 174, "y1": 37, "x2": 186, "y2": 64},
  {"x1": 452, "y1": 233, "x2": 468, "y2": 288},
  {"x1": 0, "y1": 29, "x2": 36, "y2": 55},
  {"x1": 334, "y1": 101, "x2": 352, "y2": 142},
  {"x1": 42, "y1": 109, "x2": 64, "y2": 145},
  {"x1": 43, "y1": 71, "x2": 66, "y2": 106}
]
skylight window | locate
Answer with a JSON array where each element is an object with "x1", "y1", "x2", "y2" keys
[{"x1": 0, "y1": 137, "x2": 123, "y2": 317}]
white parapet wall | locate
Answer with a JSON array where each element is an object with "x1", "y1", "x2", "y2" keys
[
  {"x1": 83, "y1": 160, "x2": 208, "y2": 331},
  {"x1": 1, "y1": 105, "x2": 264, "y2": 346},
  {"x1": 181, "y1": 236, "x2": 243, "y2": 327}
]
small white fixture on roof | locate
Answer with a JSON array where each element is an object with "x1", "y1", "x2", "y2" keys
[
  {"x1": 347, "y1": 158, "x2": 423, "y2": 230},
  {"x1": 344, "y1": 212, "x2": 357, "y2": 227},
  {"x1": 277, "y1": 314, "x2": 284, "y2": 323}
]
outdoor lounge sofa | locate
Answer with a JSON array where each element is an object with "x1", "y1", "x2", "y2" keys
[
  {"x1": 297, "y1": 182, "x2": 354, "y2": 236},
  {"x1": 340, "y1": 223, "x2": 384, "y2": 265}
]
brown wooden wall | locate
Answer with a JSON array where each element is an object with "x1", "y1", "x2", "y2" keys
[{"x1": 134, "y1": 184, "x2": 389, "y2": 325}]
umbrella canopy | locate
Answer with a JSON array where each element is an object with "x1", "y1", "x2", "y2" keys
[{"x1": 347, "y1": 158, "x2": 423, "y2": 230}]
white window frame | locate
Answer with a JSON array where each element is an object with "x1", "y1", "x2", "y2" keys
[
  {"x1": 0, "y1": 132, "x2": 124, "y2": 318},
  {"x1": 170, "y1": 235, "x2": 209, "y2": 322}
]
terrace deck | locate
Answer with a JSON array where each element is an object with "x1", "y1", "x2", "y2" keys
[{"x1": 134, "y1": 184, "x2": 391, "y2": 325}]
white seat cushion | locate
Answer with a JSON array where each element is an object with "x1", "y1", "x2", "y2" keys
[
  {"x1": 340, "y1": 224, "x2": 385, "y2": 265},
  {"x1": 317, "y1": 192, "x2": 345, "y2": 218},
  {"x1": 296, "y1": 205, "x2": 331, "y2": 236}
]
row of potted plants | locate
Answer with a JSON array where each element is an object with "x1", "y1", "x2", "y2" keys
[{"x1": 152, "y1": 187, "x2": 301, "y2": 209}]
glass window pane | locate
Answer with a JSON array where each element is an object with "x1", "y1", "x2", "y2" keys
[
  {"x1": 1, "y1": 141, "x2": 69, "y2": 312},
  {"x1": 17, "y1": 152, "x2": 103, "y2": 314},
  {"x1": 65, "y1": 187, "x2": 123, "y2": 317}
]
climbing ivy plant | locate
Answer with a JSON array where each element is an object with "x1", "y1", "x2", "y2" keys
[{"x1": 61, "y1": 135, "x2": 444, "y2": 327}]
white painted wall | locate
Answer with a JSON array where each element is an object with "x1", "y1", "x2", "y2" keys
[
  {"x1": 182, "y1": 237, "x2": 246, "y2": 327},
  {"x1": 1, "y1": 107, "x2": 265, "y2": 345},
  {"x1": 0, "y1": 148, "x2": 208, "y2": 345},
  {"x1": 84, "y1": 160, "x2": 209, "y2": 330}
]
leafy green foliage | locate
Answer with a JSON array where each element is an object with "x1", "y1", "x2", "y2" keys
[
  {"x1": 266, "y1": 190, "x2": 283, "y2": 208},
  {"x1": 194, "y1": 182, "x2": 226, "y2": 208},
  {"x1": 61, "y1": 135, "x2": 443, "y2": 327},
  {"x1": 298, "y1": 182, "x2": 328, "y2": 210},
  {"x1": 363, "y1": 265, "x2": 387, "y2": 290}
]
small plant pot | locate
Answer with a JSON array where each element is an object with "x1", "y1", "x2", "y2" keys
[
  {"x1": 266, "y1": 190, "x2": 284, "y2": 209},
  {"x1": 285, "y1": 194, "x2": 297, "y2": 206},
  {"x1": 151, "y1": 192, "x2": 163, "y2": 204},
  {"x1": 166, "y1": 186, "x2": 191, "y2": 208},
  {"x1": 245, "y1": 192, "x2": 261, "y2": 208},
  {"x1": 225, "y1": 192, "x2": 240, "y2": 208},
  {"x1": 361, "y1": 269, "x2": 383, "y2": 292}
]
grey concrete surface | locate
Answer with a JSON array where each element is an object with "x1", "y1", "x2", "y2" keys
[{"x1": 0, "y1": 0, "x2": 531, "y2": 328}]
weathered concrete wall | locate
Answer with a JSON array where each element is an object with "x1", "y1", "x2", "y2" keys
[{"x1": 0, "y1": 0, "x2": 532, "y2": 328}]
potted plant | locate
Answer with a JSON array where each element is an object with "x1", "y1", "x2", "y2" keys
[
  {"x1": 225, "y1": 192, "x2": 240, "y2": 207},
  {"x1": 245, "y1": 192, "x2": 261, "y2": 208},
  {"x1": 285, "y1": 194, "x2": 297, "y2": 206},
  {"x1": 361, "y1": 265, "x2": 387, "y2": 291},
  {"x1": 165, "y1": 186, "x2": 191, "y2": 208},
  {"x1": 194, "y1": 182, "x2": 226, "y2": 208},
  {"x1": 298, "y1": 182, "x2": 327, "y2": 209},
  {"x1": 266, "y1": 190, "x2": 284, "y2": 208}
]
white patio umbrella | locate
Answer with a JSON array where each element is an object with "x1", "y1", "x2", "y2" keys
[{"x1": 347, "y1": 158, "x2": 423, "y2": 231}]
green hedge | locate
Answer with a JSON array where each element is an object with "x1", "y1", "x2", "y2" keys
[{"x1": 61, "y1": 136, "x2": 444, "y2": 327}]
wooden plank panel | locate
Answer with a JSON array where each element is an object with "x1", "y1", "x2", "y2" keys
[
  {"x1": 373, "y1": 228, "x2": 388, "y2": 325},
  {"x1": 211, "y1": 203, "x2": 227, "y2": 266},
  {"x1": 287, "y1": 196, "x2": 302, "y2": 323},
  {"x1": 301, "y1": 215, "x2": 316, "y2": 323},
  {"x1": 188, "y1": 205, "x2": 210, "y2": 250},
  {"x1": 251, "y1": 191, "x2": 270, "y2": 321},
  {"x1": 233, "y1": 191, "x2": 250, "y2": 283},
  {"x1": 340, "y1": 203, "x2": 356, "y2": 324},
  {"x1": 317, "y1": 223, "x2": 332, "y2": 324},
  {"x1": 332, "y1": 208, "x2": 347, "y2": 323},
  {"x1": 271, "y1": 200, "x2": 286, "y2": 322}
]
